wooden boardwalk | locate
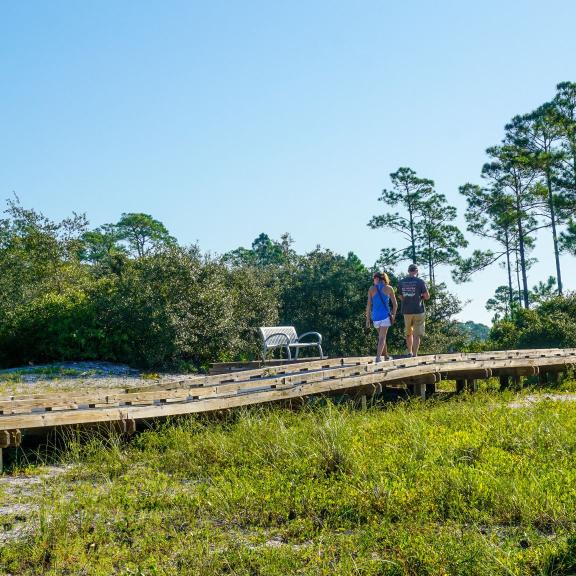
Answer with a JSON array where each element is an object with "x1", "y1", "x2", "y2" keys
[{"x1": 1, "y1": 348, "x2": 575, "y2": 468}]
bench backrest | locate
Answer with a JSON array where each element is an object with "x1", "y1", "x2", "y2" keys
[{"x1": 259, "y1": 326, "x2": 298, "y2": 347}]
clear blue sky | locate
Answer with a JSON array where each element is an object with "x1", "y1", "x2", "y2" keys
[{"x1": 2, "y1": 0, "x2": 576, "y2": 325}]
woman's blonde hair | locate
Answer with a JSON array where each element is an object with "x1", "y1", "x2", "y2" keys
[{"x1": 373, "y1": 271, "x2": 390, "y2": 285}]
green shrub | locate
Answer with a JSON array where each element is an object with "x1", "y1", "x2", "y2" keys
[{"x1": 489, "y1": 293, "x2": 576, "y2": 350}]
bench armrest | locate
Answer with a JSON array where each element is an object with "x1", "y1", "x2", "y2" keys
[
  {"x1": 263, "y1": 333, "x2": 291, "y2": 347},
  {"x1": 297, "y1": 331, "x2": 322, "y2": 344}
]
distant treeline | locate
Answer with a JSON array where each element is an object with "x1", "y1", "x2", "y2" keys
[
  {"x1": 0, "y1": 202, "x2": 475, "y2": 369},
  {"x1": 1, "y1": 199, "x2": 575, "y2": 370}
]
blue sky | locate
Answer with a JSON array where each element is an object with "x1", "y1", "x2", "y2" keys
[{"x1": 2, "y1": 1, "x2": 576, "y2": 325}]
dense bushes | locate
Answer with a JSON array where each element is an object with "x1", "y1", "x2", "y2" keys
[
  {"x1": 0, "y1": 208, "x2": 277, "y2": 369},
  {"x1": 489, "y1": 293, "x2": 576, "y2": 350},
  {"x1": 0, "y1": 203, "x2": 474, "y2": 370},
  {"x1": 0, "y1": 251, "x2": 282, "y2": 370}
]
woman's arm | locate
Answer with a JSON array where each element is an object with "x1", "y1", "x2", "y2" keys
[
  {"x1": 386, "y1": 285, "x2": 398, "y2": 320},
  {"x1": 366, "y1": 289, "x2": 373, "y2": 328}
]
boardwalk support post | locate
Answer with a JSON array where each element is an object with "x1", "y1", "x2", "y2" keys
[
  {"x1": 466, "y1": 379, "x2": 478, "y2": 392},
  {"x1": 413, "y1": 382, "x2": 426, "y2": 400},
  {"x1": 0, "y1": 429, "x2": 22, "y2": 474},
  {"x1": 109, "y1": 419, "x2": 137, "y2": 436}
]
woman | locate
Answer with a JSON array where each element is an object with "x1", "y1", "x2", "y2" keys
[{"x1": 366, "y1": 272, "x2": 398, "y2": 363}]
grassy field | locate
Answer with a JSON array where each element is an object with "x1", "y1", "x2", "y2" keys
[{"x1": 1, "y1": 385, "x2": 576, "y2": 575}]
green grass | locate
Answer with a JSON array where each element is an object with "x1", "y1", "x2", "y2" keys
[{"x1": 2, "y1": 391, "x2": 576, "y2": 575}]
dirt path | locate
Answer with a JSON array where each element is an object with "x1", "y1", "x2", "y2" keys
[
  {"x1": 0, "y1": 361, "x2": 193, "y2": 396},
  {"x1": 508, "y1": 393, "x2": 576, "y2": 408},
  {"x1": 0, "y1": 465, "x2": 72, "y2": 544}
]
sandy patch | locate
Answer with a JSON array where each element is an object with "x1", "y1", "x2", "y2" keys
[{"x1": 509, "y1": 393, "x2": 576, "y2": 408}]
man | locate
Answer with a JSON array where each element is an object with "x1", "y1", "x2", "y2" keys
[{"x1": 397, "y1": 264, "x2": 430, "y2": 357}]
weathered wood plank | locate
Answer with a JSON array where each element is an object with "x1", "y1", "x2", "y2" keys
[
  {"x1": 441, "y1": 369, "x2": 492, "y2": 380},
  {"x1": 209, "y1": 356, "x2": 325, "y2": 374}
]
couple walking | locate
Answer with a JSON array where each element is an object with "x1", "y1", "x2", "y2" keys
[{"x1": 365, "y1": 263, "x2": 430, "y2": 362}]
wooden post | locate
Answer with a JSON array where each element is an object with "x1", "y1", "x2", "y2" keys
[
  {"x1": 512, "y1": 375, "x2": 521, "y2": 388},
  {"x1": 124, "y1": 418, "x2": 137, "y2": 435},
  {"x1": 414, "y1": 382, "x2": 426, "y2": 400},
  {"x1": 403, "y1": 374, "x2": 436, "y2": 399},
  {"x1": 466, "y1": 379, "x2": 478, "y2": 393},
  {"x1": 0, "y1": 429, "x2": 22, "y2": 474},
  {"x1": 279, "y1": 397, "x2": 306, "y2": 411}
]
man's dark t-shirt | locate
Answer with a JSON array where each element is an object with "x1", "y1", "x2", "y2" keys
[{"x1": 398, "y1": 277, "x2": 428, "y2": 314}]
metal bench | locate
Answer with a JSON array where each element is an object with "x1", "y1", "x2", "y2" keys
[{"x1": 259, "y1": 326, "x2": 323, "y2": 361}]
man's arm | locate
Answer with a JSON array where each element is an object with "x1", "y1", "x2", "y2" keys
[{"x1": 421, "y1": 280, "x2": 430, "y2": 301}]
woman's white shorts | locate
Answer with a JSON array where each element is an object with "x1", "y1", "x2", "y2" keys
[{"x1": 373, "y1": 318, "x2": 391, "y2": 328}]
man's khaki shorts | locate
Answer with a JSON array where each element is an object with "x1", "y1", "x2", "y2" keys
[{"x1": 403, "y1": 313, "x2": 425, "y2": 337}]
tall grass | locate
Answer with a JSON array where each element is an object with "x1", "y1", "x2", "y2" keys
[{"x1": 2, "y1": 393, "x2": 576, "y2": 575}]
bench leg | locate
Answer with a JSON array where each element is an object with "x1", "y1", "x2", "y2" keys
[{"x1": 318, "y1": 344, "x2": 324, "y2": 359}]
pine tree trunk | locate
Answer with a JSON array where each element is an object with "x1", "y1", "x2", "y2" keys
[
  {"x1": 516, "y1": 212, "x2": 530, "y2": 309},
  {"x1": 428, "y1": 233, "x2": 433, "y2": 284},
  {"x1": 408, "y1": 206, "x2": 416, "y2": 264},
  {"x1": 546, "y1": 167, "x2": 563, "y2": 295},
  {"x1": 515, "y1": 250, "x2": 522, "y2": 307},
  {"x1": 505, "y1": 229, "x2": 513, "y2": 312}
]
